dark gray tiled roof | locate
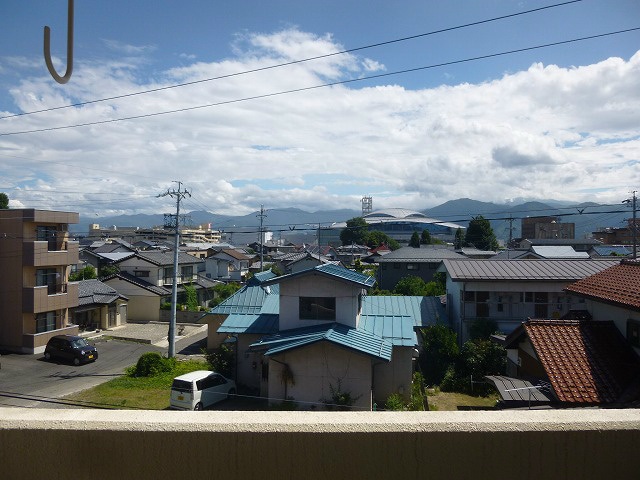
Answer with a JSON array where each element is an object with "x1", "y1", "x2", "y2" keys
[
  {"x1": 133, "y1": 250, "x2": 203, "y2": 266},
  {"x1": 77, "y1": 279, "x2": 127, "y2": 306}
]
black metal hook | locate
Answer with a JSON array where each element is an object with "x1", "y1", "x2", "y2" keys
[{"x1": 44, "y1": 0, "x2": 74, "y2": 84}]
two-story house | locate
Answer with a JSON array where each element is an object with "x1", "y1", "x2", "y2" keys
[
  {"x1": 377, "y1": 246, "x2": 464, "y2": 291},
  {"x1": 205, "y1": 264, "x2": 448, "y2": 410},
  {"x1": 440, "y1": 259, "x2": 618, "y2": 343},
  {"x1": 0, "y1": 209, "x2": 80, "y2": 353},
  {"x1": 103, "y1": 250, "x2": 206, "y2": 322}
]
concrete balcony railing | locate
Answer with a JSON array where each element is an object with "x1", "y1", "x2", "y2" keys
[
  {"x1": 22, "y1": 282, "x2": 79, "y2": 314},
  {"x1": 0, "y1": 409, "x2": 638, "y2": 479},
  {"x1": 22, "y1": 240, "x2": 79, "y2": 267}
]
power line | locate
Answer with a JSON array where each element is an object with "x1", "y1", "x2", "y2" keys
[
  {"x1": 2, "y1": 26, "x2": 638, "y2": 137},
  {"x1": 0, "y1": 0, "x2": 584, "y2": 121}
]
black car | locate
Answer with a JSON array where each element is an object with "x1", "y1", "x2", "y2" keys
[{"x1": 44, "y1": 335, "x2": 98, "y2": 365}]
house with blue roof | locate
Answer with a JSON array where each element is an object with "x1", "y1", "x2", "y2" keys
[{"x1": 201, "y1": 264, "x2": 447, "y2": 410}]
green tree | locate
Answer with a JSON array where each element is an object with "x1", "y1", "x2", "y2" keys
[
  {"x1": 464, "y1": 215, "x2": 498, "y2": 251},
  {"x1": 420, "y1": 229, "x2": 431, "y2": 244},
  {"x1": 184, "y1": 283, "x2": 199, "y2": 311},
  {"x1": 99, "y1": 264, "x2": 119, "y2": 278},
  {"x1": 68, "y1": 265, "x2": 97, "y2": 281},
  {"x1": 209, "y1": 282, "x2": 241, "y2": 307},
  {"x1": 340, "y1": 217, "x2": 369, "y2": 246},
  {"x1": 0, "y1": 192, "x2": 8, "y2": 209},
  {"x1": 409, "y1": 231, "x2": 421, "y2": 248},
  {"x1": 454, "y1": 228, "x2": 464, "y2": 249},
  {"x1": 418, "y1": 325, "x2": 459, "y2": 386},
  {"x1": 393, "y1": 275, "x2": 428, "y2": 296},
  {"x1": 367, "y1": 230, "x2": 400, "y2": 250}
]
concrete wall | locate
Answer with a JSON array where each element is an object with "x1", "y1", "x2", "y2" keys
[{"x1": 1, "y1": 409, "x2": 638, "y2": 480}]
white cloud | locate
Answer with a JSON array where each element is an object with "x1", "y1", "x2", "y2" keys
[{"x1": 0, "y1": 29, "x2": 639, "y2": 217}]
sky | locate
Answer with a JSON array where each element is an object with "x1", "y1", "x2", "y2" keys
[{"x1": 0, "y1": 0, "x2": 639, "y2": 220}]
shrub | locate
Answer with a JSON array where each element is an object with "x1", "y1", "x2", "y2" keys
[
  {"x1": 129, "y1": 352, "x2": 176, "y2": 377},
  {"x1": 385, "y1": 393, "x2": 405, "y2": 411},
  {"x1": 322, "y1": 379, "x2": 361, "y2": 411},
  {"x1": 203, "y1": 344, "x2": 234, "y2": 378}
]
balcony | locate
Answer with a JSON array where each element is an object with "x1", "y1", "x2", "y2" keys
[
  {"x1": 0, "y1": 409, "x2": 638, "y2": 478},
  {"x1": 22, "y1": 240, "x2": 79, "y2": 267},
  {"x1": 22, "y1": 282, "x2": 79, "y2": 313}
]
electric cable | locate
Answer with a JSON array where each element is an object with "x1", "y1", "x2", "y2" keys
[
  {"x1": 0, "y1": 0, "x2": 585, "y2": 121},
  {"x1": 2, "y1": 27, "x2": 638, "y2": 137}
]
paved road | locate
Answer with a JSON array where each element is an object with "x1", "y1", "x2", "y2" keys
[{"x1": 0, "y1": 330, "x2": 207, "y2": 409}]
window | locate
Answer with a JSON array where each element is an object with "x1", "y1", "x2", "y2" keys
[
  {"x1": 36, "y1": 225, "x2": 57, "y2": 241},
  {"x1": 181, "y1": 265, "x2": 194, "y2": 280},
  {"x1": 299, "y1": 297, "x2": 336, "y2": 320},
  {"x1": 464, "y1": 291, "x2": 475, "y2": 302},
  {"x1": 406, "y1": 263, "x2": 419, "y2": 270},
  {"x1": 36, "y1": 268, "x2": 58, "y2": 294},
  {"x1": 627, "y1": 319, "x2": 640, "y2": 347},
  {"x1": 36, "y1": 311, "x2": 57, "y2": 333},
  {"x1": 134, "y1": 270, "x2": 150, "y2": 278}
]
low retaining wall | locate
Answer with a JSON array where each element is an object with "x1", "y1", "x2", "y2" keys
[{"x1": 1, "y1": 409, "x2": 639, "y2": 479}]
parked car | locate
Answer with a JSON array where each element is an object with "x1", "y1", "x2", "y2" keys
[
  {"x1": 44, "y1": 335, "x2": 98, "y2": 366},
  {"x1": 170, "y1": 370, "x2": 236, "y2": 411}
]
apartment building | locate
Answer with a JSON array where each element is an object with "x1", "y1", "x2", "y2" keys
[{"x1": 0, "y1": 209, "x2": 80, "y2": 353}]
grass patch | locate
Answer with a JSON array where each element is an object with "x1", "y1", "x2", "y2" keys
[
  {"x1": 65, "y1": 359, "x2": 209, "y2": 410},
  {"x1": 425, "y1": 390, "x2": 498, "y2": 411}
]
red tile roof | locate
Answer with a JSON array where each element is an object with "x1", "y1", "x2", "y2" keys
[
  {"x1": 564, "y1": 259, "x2": 640, "y2": 311},
  {"x1": 522, "y1": 320, "x2": 640, "y2": 404}
]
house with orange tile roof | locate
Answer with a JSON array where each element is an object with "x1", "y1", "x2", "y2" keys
[
  {"x1": 499, "y1": 319, "x2": 640, "y2": 406},
  {"x1": 563, "y1": 259, "x2": 640, "y2": 350}
]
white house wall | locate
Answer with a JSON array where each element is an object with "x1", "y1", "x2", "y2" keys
[
  {"x1": 117, "y1": 258, "x2": 163, "y2": 286},
  {"x1": 278, "y1": 275, "x2": 362, "y2": 330},
  {"x1": 267, "y1": 342, "x2": 372, "y2": 411},
  {"x1": 373, "y1": 346, "x2": 413, "y2": 405},
  {"x1": 582, "y1": 299, "x2": 640, "y2": 351},
  {"x1": 102, "y1": 278, "x2": 162, "y2": 322}
]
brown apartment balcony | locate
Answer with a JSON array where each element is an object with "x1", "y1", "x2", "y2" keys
[
  {"x1": 22, "y1": 282, "x2": 79, "y2": 313},
  {"x1": 22, "y1": 240, "x2": 79, "y2": 267}
]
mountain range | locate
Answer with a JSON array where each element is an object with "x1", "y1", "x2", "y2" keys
[{"x1": 72, "y1": 198, "x2": 633, "y2": 243}]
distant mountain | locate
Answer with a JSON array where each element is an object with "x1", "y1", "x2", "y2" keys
[
  {"x1": 424, "y1": 198, "x2": 631, "y2": 241},
  {"x1": 71, "y1": 199, "x2": 632, "y2": 243}
]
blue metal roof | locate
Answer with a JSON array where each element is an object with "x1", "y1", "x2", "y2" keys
[
  {"x1": 361, "y1": 295, "x2": 448, "y2": 328},
  {"x1": 358, "y1": 314, "x2": 416, "y2": 347},
  {"x1": 249, "y1": 270, "x2": 277, "y2": 285},
  {"x1": 592, "y1": 245, "x2": 632, "y2": 256},
  {"x1": 250, "y1": 323, "x2": 393, "y2": 361},
  {"x1": 263, "y1": 263, "x2": 376, "y2": 288},
  {"x1": 210, "y1": 284, "x2": 279, "y2": 315},
  {"x1": 217, "y1": 313, "x2": 279, "y2": 334}
]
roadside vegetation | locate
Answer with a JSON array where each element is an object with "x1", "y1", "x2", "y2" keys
[{"x1": 65, "y1": 352, "x2": 209, "y2": 410}]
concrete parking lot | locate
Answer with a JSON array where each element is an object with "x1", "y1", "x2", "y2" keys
[{"x1": 0, "y1": 322, "x2": 207, "y2": 409}]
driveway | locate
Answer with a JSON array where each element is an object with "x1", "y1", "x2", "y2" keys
[{"x1": 0, "y1": 323, "x2": 207, "y2": 409}]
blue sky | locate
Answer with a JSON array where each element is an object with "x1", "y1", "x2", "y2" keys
[{"x1": 0, "y1": 0, "x2": 639, "y2": 218}]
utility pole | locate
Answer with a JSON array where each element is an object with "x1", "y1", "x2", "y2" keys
[
  {"x1": 624, "y1": 191, "x2": 638, "y2": 259},
  {"x1": 157, "y1": 181, "x2": 191, "y2": 358},
  {"x1": 257, "y1": 205, "x2": 266, "y2": 270}
]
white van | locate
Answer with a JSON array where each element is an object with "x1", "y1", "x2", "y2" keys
[{"x1": 170, "y1": 370, "x2": 236, "y2": 411}]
